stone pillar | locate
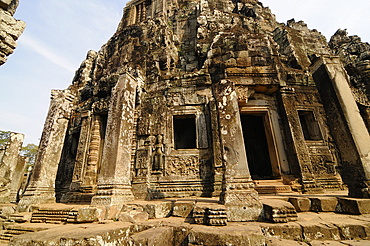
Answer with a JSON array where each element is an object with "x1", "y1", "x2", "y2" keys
[
  {"x1": 213, "y1": 80, "x2": 262, "y2": 221},
  {"x1": 0, "y1": 132, "x2": 24, "y2": 203},
  {"x1": 312, "y1": 56, "x2": 370, "y2": 198},
  {"x1": 91, "y1": 74, "x2": 137, "y2": 206},
  {"x1": 18, "y1": 89, "x2": 75, "y2": 208}
]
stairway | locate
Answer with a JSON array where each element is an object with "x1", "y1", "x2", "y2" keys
[{"x1": 254, "y1": 179, "x2": 293, "y2": 194}]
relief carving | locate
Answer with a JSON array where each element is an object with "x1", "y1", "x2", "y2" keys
[{"x1": 165, "y1": 156, "x2": 199, "y2": 176}]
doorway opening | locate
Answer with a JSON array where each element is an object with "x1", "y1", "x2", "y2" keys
[{"x1": 240, "y1": 113, "x2": 280, "y2": 180}]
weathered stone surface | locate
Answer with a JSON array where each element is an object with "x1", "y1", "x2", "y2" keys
[
  {"x1": 0, "y1": 0, "x2": 25, "y2": 65},
  {"x1": 188, "y1": 224, "x2": 266, "y2": 246},
  {"x1": 266, "y1": 238, "x2": 309, "y2": 246},
  {"x1": 75, "y1": 207, "x2": 97, "y2": 223},
  {"x1": 139, "y1": 201, "x2": 172, "y2": 219},
  {"x1": 172, "y1": 201, "x2": 194, "y2": 218},
  {"x1": 0, "y1": 132, "x2": 24, "y2": 203},
  {"x1": 128, "y1": 227, "x2": 173, "y2": 246},
  {"x1": 336, "y1": 198, "x2": 370, "y2": 215},
  {"x1": 261, "y1": 199, "x2": 298, "y2": 223},
  {"x1": 298, "y1": 222, "x2": 341, "y2": 241},
  {"x1": 9, "y1": 222, "x2": 133, "y2": 246},
  {"x1": 261, "y1": 222, "x2": 303, "y2": 241},
  {"x1": 289, "y1": 197, "x2": 311, "y2": 212},
  {"x1": 310, "y1": 197, "x2": 338, "y2": 212}
]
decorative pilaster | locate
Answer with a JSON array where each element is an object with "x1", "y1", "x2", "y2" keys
[
  {"x1": 18, "y1": 90, "x2": 75, "y2": 208},
  {"x1": 91, "y1": 74, "x2": 137, "y2": 206},
  {"x1": 213, "y1": 80, "x2": 262, "y2": 221},
  {"x1": 82, "y1": 116, "x2": 103, "y2": 188}
]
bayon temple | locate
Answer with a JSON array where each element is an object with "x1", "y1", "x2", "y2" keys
[
  {"x1": 16, "y1": 0, "x2": 370, "y2": 213},
  {"x1": 2, "y1": 0, "x2": 370, "y2": 244}
]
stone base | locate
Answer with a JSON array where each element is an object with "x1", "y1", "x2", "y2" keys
[
  {"x1": 91, "y1": 186, "x2": 134, "y2": 206},
  {"x1": 220, "y1": 189, "x2": 263, "y2": 222},
  {"x1": 91, "y1": 194, "x2": 134, "y2": 207}
]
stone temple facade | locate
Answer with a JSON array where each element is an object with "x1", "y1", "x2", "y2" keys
[
  {"x1": 18, "y1": 0, "x2": 370, "y2": 220},
  {"x1": 0, "y1": 0, "x2": 25, "y2": 66}
]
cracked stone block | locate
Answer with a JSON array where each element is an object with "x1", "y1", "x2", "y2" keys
[
  {"x1": 172, "y1": 202, "x2": 194, "y2": 218},
  {"x1": 309, "y1": 197, "x2": 338, "y2": 212},
  {"x1": 336, "y1": 198, "x2": 370, "y2": 215},
  {"x1": 288, "y1": 197, "x2": 311, "y2": 212}
]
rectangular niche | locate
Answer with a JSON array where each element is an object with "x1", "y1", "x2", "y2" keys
[{"x1": 298, "y1": 110, "x2": 323, "y2": 141}]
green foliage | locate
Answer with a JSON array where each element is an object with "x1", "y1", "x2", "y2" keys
[
  {"x1": 21, "y1": 144, "x2": 38, "y2": 166},
  {"x1": 0, "y1": 130, "x2": 11, "y2": 148}
]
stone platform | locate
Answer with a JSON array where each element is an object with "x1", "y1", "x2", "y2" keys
[{"x1": 0, "y1": 192, "x2": 370, "y2": 245}]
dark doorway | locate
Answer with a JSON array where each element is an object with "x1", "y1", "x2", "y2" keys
[
  {"x1": 240, "y1": 114, "x2": 273, "y2": 179},
  {"x1": 173, "y1": 115, "x2": 197, "y2": 149}
]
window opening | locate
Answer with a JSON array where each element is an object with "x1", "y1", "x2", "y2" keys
[
  {"x1": 298, "y1": 110, "x2": 323, "y2": 140},
  {"x1": 173, "y1": 115, "x2": 196, "y2": 149}
]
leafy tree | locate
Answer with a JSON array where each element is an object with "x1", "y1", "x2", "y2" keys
[
  {"x1": 21, "y1": 144, "x2": 38, "y2": 166},
  {"x1": 0, "y1": 130, "x2": 11, "y2": 148}
]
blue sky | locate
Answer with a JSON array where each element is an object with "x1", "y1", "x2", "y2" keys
[{"x1": 1, "y1": 0, "x2": 369, "y2": 146}]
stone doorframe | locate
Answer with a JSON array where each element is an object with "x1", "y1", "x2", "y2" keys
[{"x1": 239, "y1": 105, "x2": 290, "y2": 179}]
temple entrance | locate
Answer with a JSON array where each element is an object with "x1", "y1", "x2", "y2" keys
[{"x1": 240, "y1": 113, "x2": 280, "y2": 180}]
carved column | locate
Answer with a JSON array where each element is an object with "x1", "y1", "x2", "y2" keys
[
  {"x1": 312, "y1": 56, "x2": 370, "y2": 198},
  {"x1": 91, "y1": 74, "x2": 137, "y2": 206},
  {"x1": 18, "y1": 90, "x2": 75, "y2": 208},
  {"x1": 82, "y1": 116, "x2": 103, "y2": 189},
  {"x1": 213, "y1": 80, "x2": 262, "y2": 221},
  {"x1": 0, "y1": 133, "x2": 24, "y2": 203}
]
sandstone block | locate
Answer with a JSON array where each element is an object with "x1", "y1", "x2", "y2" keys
[
  {"x1": 142, "y1": 202, "x2": 172, "y2": 219},
  {"x1": 119, "y1": 210, "x2": 149, "y2": 223},
  {"x1": 336, "y1": 198, "x2": 370, "y2": 215},
  {"x1": 266, "y1": 238, "x2": 309, "y2": 246},
  {"x1": 129, "y1": 227, "x2": 173, "y2": 246},
  {"x1": 260, "y1": 222, "x2": 303, "y2": 241},
  {"x1": 74, "y1": 207, "x2": 97, "y2": 223},
  {"x1": 309, "y1": 197, "x2": 338, "y2": 212},
  {"x1": 298, "y1": 222, "x2": 341, "y2": 241},
  {"x1": 261, "y1": 199, "x2": 297, "y2": 223},
  {"x1": 333, "y1": 220, "x2": 370, "y2": 240},
  {"x1": 188, "y1": 225, "x2": 265, "y2": 246},
  {"x1": 309, "y1": 241, "x2": 343, "y2": 246},
  {"x1": 288, "y1": 197, "x2": 311, "y2": 212},
  {"x1": 172, "y1": 201, "x2": 194, "y2": 218}
]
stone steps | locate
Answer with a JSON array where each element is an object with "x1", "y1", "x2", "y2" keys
[{"x1": 254, "y1": 179, "x2": 293, "y2": 194}]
